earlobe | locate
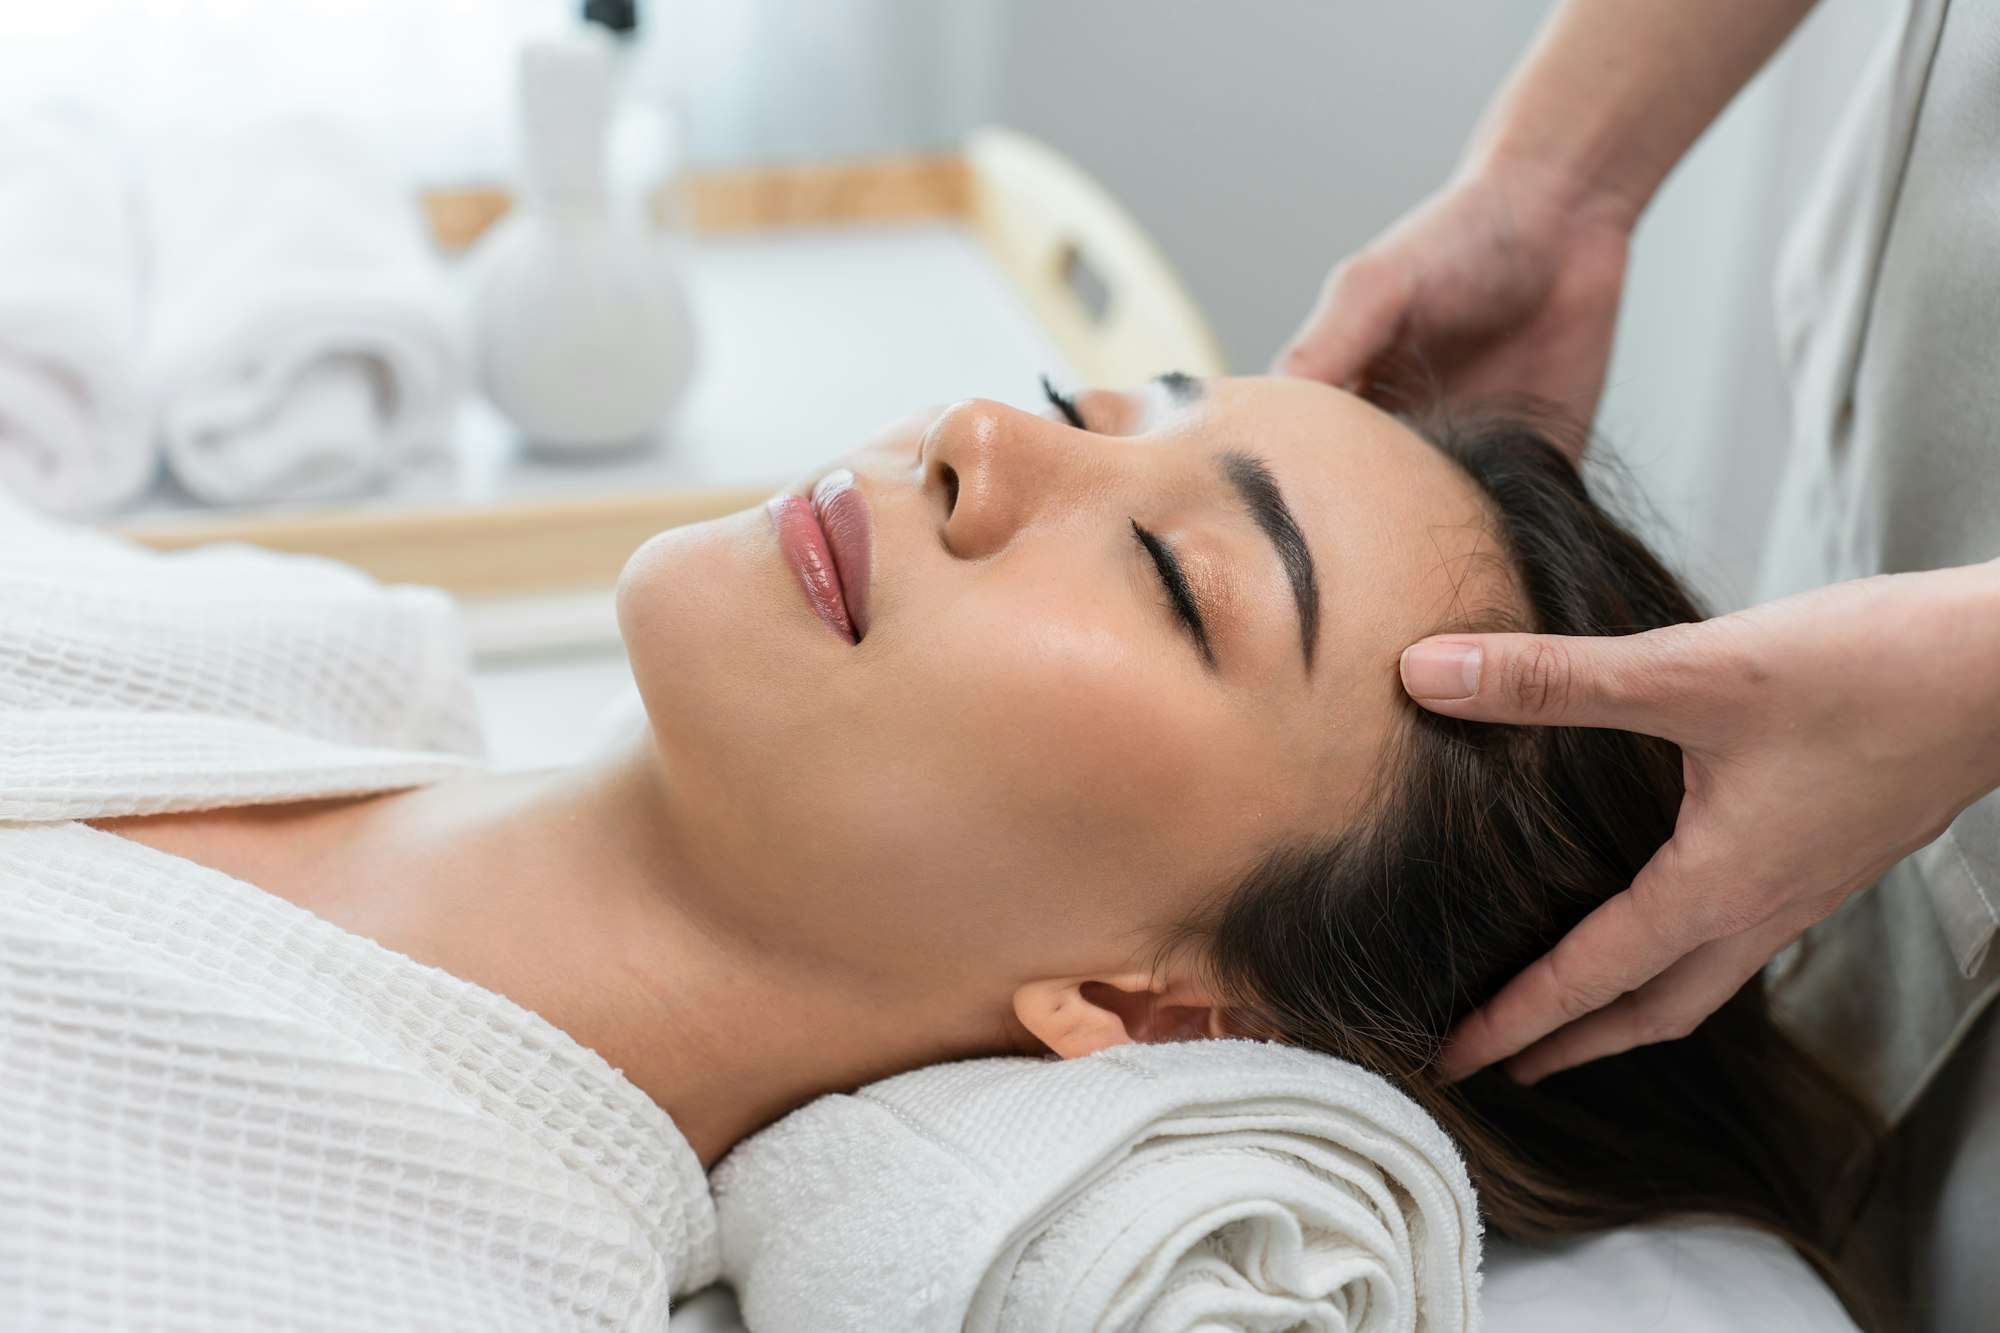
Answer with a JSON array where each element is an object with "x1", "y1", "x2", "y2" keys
[{"x1": 1011, "y1": 974, "x2": 1226, "y2": 1060}]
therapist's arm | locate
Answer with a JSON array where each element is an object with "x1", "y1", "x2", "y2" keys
[
  {"x1": 1276, "y1": 0, "x2": 1821, "y2": 429},
  {"x1": 1403, "y1": 561, "x2": 2000, "y2": 1083}
]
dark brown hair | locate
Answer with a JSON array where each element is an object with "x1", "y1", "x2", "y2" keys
[{"x1": 1177, "y1": 406, "x2": 1881, "y2": 1322}]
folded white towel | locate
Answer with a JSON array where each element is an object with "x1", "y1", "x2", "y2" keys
[
  {"x1": 713, "y1": 1038, "x2": 1483, "y2": 1333},
  {"x1": 145, "y1": 119, "x2": 462, "y2": 504},
  {"x1": 0, "y1": 113, "x2": 150, "y2": 516}
]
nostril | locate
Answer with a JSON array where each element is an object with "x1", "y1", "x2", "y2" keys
[{"x1": 940, "y1": 463, "x2": 959, "y2": 517}]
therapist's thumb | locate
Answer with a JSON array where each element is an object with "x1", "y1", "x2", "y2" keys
[{"x1": 1399, "y1": 631, "x2": 1682, "y2": 734}]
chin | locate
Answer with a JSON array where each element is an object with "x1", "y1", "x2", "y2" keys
[{"x1": 615, "y1": 505, "x2": 783, "y2": 742}]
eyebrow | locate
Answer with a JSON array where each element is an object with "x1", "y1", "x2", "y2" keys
[{"x1": 1216, "y1": 450, "x2": 1320, "y2": 671}]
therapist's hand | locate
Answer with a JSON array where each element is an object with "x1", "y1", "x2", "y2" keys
[
  {"x1": 1403, "y1": 563, "x2": 2000, "y2": 1084},
  {"x1": 1273, "y1": 165, "x2": 1633, "y2": 435}
]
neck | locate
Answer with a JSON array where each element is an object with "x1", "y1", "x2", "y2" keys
[{"x1": 334, "y1": 736, "x2": 976, "y2": 1170}]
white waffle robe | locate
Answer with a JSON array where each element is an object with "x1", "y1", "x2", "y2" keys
[{"x1": 0, "y1": 493, "x2": 719, "y2": 1330}]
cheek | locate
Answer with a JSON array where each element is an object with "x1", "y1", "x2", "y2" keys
[
  {"x1": 618, "y1": 517, "x2": 1313, "y2": 955},
  {"x1": 890, "y1": 579, "x2": 1238, "y2": 885}
]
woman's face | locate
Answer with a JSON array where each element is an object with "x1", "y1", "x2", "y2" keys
[{"x1": 617, "y1": 375, "x2": 1498, "y2": 1017}]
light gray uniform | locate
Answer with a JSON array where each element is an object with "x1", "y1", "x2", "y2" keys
[{"x1": 1759, "y1": 1, "x2": 2000, "y2": 1328}]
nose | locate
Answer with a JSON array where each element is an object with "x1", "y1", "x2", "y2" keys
[{"x1": 919, "y1": 398, "x2": 1099, "y2": 558}]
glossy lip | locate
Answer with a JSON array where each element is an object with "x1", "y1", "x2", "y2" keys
[
  {"x1": 765, "y1": 468, "x2": 873, "y2": 644},
  {"x1": 811, "y1": 468, "x2": 873, "y2": 641}
]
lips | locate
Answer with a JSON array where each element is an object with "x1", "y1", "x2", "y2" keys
[{"x1": 766, "y1": 468, "x2": 873, "y2": 644}]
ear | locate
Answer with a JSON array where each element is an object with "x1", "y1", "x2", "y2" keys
[{"x1": 1012, "y1": 973, "x2": 1231, "y2": 1060}]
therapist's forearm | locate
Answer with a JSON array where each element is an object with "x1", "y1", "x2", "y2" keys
[
  {"x1": 1463, "y1": 0, "x2": 1822, "y2": 229},
  {"x1": 1852, "y1": 556, "x2": 2000, "y2": 805},
  {"x1": 1965, "y1": 559, "x2": 2000, "y2": 794}
]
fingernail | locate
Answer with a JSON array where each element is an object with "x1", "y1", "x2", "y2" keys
[{"x1": 1400, "y1": 641, "x2": 1481, "y2": 701}]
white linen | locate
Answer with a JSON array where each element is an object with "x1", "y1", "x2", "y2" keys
[
  {"x1": 712, "y1": 1038, "x2": 1483, "y2": 1333},
  {"x1": 0, "y1": 504, "x2": 721, "y2": 1329},
  {"x1": 1483, "y1": 1224, "x2": 1859, "y2": 1333},
  {"x1": 145, "y1": 118, "x2": 462, "y2": 503},
  {"x1": 0, "y1": 113, "x2": 150, "y2": 516}
]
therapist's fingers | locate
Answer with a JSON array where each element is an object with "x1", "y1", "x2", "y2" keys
[
  {"x1": 1399, "y1": 626, "x2": 1709, "y2": 742},
  {"x1": 1272, "y1": 255, "x2": 1409, "y2": 388},
  {"x1": 1498, "y1": 912, "x2": 1801, "y2": 1084},
  {"x1": 1436, "y1": 847, "x2": 1706, "y2": 1081}
]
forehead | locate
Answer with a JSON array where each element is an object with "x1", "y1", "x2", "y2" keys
[
  {"x1": 1175, "y1": 375, "x2": 1515, "y2": 798},
  {"x1": 1192, "y1": 375, "x2": 1508, "y2": 625}
]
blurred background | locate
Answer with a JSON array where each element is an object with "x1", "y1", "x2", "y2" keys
[{"x1": 0, "y1": 0, "x2": 1890, "y2": 608}]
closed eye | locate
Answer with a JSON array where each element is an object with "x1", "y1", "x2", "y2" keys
[
  {"x1": 1040, "y1": 375, "x2": 1215, "y2": 668},
  {"x1": 1130, "y1": 520, "x2": 1216, "y2": 668}
]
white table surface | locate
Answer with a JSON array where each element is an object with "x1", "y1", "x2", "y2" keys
[
  {"x1": 471, "y1": 650, "x2": 638, "y2": 769},
  {"x1": 127, "y1": 219, "x2": 1073, "y2": 519}
]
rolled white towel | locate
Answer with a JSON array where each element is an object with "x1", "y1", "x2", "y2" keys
[
  {"x1": 0, "y1": 113, "x2": 150, "y2": 516},
  {"x1": 712, "y1": 1038, "x2": 1483, "y2": 1333},
  {"x1": 145, "y1": 119, "x2": 463, "y2": 504}
]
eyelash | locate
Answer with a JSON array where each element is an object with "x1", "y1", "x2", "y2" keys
[
  {"x1": 1040, "y1": 374, "x2": 1087, "y2": 429},
  {"x1": 1039, "y1": 373, "x2": 1214, "y2": 667},
  {"x1": 1131, "y1": 520, "x2": 1215, "y2": 667}
]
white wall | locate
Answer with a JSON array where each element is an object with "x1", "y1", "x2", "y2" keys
[
  {"x1": 984, "y1": 1, "x2": 1548, "y2": 376},
  {"x1": 655, "y1": 0, "x2": 994, "y2": 166},
  {"x1": 978, "y1": 0, "x2": 1893, "y2": 609},
  {"x1": 0, "y1": 0, "x2": 570, "y2": 186}
]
